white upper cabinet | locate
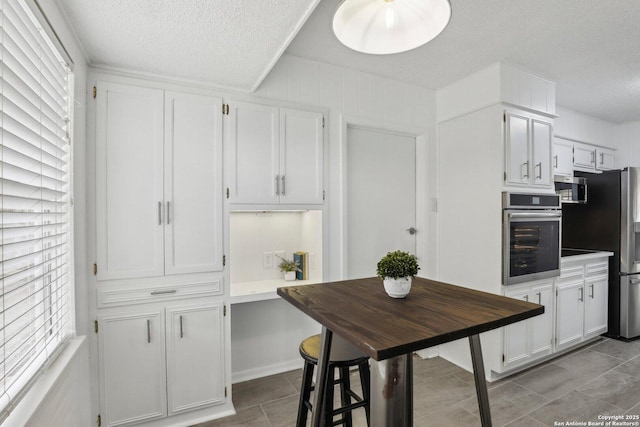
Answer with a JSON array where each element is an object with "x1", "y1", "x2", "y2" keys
[
  {"x1": 96, "y1": 82, "x2": 223, "y2": 281},
  {"x1": 531, "y1": 119, "x2": 553, "y2": 187},
  {"x1": 228, "y1": 101, "x2": 324, "y2": 205},
  {"x1": 505, "y1": 112, "x2": 529, "y2": 186},
  {"x1": 504, "y1": 110, "x2": 553, "y2": 188},
  {"x1": 279, "y1": 108, "x2": 324, "y2": 204},
  {"x1": 596, "y1": 147, "x2": 615, "y2": 171},
  {"x1": 227, "y1": 102, "x2": 280, "y2": 204},
  {"x1": 573, "y1": 141, "x2": 615, "y2": 172},
  {"x1": 553, "y1": 138, "x2": 573, "y2": 177},
  {"x1": 96, "y1": 83, "x2": 165, "y2": 280},
  {"x1": 573, "y1": 141, "x2": 596, "y2": 170},
  {"x1": 164, "y1": 92, "x2": 223, "y2": 275}
]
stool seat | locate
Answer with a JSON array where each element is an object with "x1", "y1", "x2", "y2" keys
[
  {"x1": 300, "y1": 334, "x2": 367, "y2": 365},
  {"x1": 297, "y1": 334, "x2": 370, "y2": 427}
]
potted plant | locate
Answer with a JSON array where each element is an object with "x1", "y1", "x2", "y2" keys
[
  {"x1": 278, "y1": 258, "x2": 300, "y2": 281},
  {"x1": 376, "y1": 250, "x2": 420, "y2": 298}
]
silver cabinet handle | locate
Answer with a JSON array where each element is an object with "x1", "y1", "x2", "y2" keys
[
  {"x1": 554, "y1": 155, "x2": 558, "y2": 168},
  {"x1": 166, "y1": 201, "x2": 171, "y2": 225},
  {"x1": 589, "y1": 284, "x2": 594, "y2": 298},
  {"x1": 147, "y1": 319, "x2": 151, "y2": 343},
  {"x1": 579, "y1": 287, "x2": 584, "y2": 302},
  {"x1": 281, "y1": 175, "x2": 285, "y2": 196},
  {"x1": 535, "y1": 162, "x2": 542, "y2": 179},
  {"x1": 150, "y1": 289, "x2": 177, "y2": 296},
  {"x1": 521, "y1": 162, "x2": 529, "y2": 179},
  {"x1": 158, "y1": 202, "x2": 162, "y2": 225},
  {"x1": 536, "y1": 292, "x2": 541, "y2": 304},
  {"x1": 179, "y1": 315, "x2": 184, "y2": 338},
  {"x1": 591, "y1": 151, "x2": 596, "y2": 164},
  {"x1": 275, "y1": 175, "x2": 280, "y2": 195},
  {"x1": 599, "y1": 153, "x2": 604, "y2": 165},
  {"x1": 523, "y1": 295, "x2": 529, "y2": 302}
]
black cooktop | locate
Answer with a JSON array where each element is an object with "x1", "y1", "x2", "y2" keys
[{"x1": 561, "y1": 248, "x2": 597, "y2": 257}]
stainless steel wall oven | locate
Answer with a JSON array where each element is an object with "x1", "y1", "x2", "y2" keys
[{"x1": 503, "y1": 192, "x2": 562, "y2": 285}]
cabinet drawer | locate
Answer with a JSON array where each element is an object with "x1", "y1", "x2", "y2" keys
[
  {"x1": 585, "y1": 260, "x2": 608, "y2": 276},
  {"x1": 558, "y1": 264, "x2": 584, "y2": 280},
  {"x1": 98, "y1": 280, "x2": 223, "y2": 308}
]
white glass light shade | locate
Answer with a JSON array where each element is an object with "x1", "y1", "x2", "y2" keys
[{"x1": 332, "y1": 0, "x2": 452, "y2": 55}]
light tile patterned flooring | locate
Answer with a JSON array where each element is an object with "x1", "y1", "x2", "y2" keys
[{"x1": 196, "y1": 338, "x2": 640, "y2": 427}]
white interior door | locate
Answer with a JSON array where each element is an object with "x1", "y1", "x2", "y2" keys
[{"x1": 346, "y1": 127, "x2": 416, "y2": 279}]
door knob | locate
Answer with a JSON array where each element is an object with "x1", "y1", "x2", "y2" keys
[{"x1": 406, "y1": 227, "x2": 417, "y2": 235}]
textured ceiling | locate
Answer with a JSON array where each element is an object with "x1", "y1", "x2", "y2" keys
[
  {"x1": 58, "y1": 0, "x2": 640, "y2": 123},
  {"x1": 57, "y1": 0, "x2": 320, "y2": 92},
  {"x1": 287, "y1": 0, "x2": 640, "y2": 123}
]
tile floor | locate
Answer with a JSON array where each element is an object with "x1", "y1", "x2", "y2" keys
[{"x1": 196, "y1": 337, "x2": 640, "y2": 427}]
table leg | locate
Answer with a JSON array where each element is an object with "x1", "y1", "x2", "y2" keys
[
  {"x1": 370, "y1": 354, "x2": 412, "y2": 427},
  {"x1": 468, "y1": 334, "x2": 492, "y2": 427},
  {"x1": 311, "y1": 327, "x2": 333, "y2": 427}
]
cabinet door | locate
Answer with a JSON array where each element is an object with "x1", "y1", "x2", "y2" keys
[
  {"x1": 228, "y1": 102, "x2": 279, "y2": 204},
  {"x1": 531, "y1": 119, "x2": 553, "y2": 187},
  {"x1": 573, "y1": 142, "x2": 596, "y2": 170},
  {"x1": 279, "y1": 108, "x2": 324, "y2": 204},
  {"x1": 584, "y1": 276, "x2": 609, "y2": 338},
  {"x1": 596, "y1": 148, "x2": 615, "y2": 171},
  {"x1": 530, "y1": 282, "x2": 553, "y2": 357},
  {"x1": 99, "y1": 311, "x2": 166, "y2": 426},
  {"x1": 505, "y1": 112, "x2": 530, "y2": 185},
  {"x1": 96, "y1": 82, "x2": 165, "y2": 280},
  {"x1": 503, "y1": 287, "x2": 530, "y2": 366},
  {"x1": 555, "y1": 281, "x2": 585, "y2": 351},
  {"x1": 553, "y1": 138, "x2": 574, "y2": 176},
  {"x1": 164, "y1": 92, "x2": 223, "y2": 274},
  {"x1": 166, "y1": 303, "x2": 225, "y2": 415}
]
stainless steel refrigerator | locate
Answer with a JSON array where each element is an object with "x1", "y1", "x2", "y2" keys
[{"x1": 562, "y1": 167, "x2": 640, "y2": 339}]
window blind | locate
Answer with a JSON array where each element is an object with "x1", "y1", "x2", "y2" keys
[{"x1": 0, "y1": 0, "x2": 72, "y2": 416}]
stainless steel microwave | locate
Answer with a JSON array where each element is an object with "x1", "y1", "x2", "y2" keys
[
  {"x1": 554, "y1": 175, "x2": 587, "y2": 204},
  {"x1": 503, "y1": 192, "x2": 562, "y2": 285}
]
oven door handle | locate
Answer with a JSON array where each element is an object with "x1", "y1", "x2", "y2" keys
[{"x1": 508, "y1": 212, "x2": 562, "y2": 219}]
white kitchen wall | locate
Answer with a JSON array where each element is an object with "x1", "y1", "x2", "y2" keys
[
  {"x1": 230, "y1": 211, "x2": 322, "y2": 283},
  {"x1": 555, "y1": 106, "x2": 616, "y2": 148},
  {"x1": 254, "y1": 54, "x2": 437, "y2": 280}
]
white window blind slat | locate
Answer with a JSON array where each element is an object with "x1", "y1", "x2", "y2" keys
[
  {"x1": 0, "y1": 0, "x2": 73, "y2": 415},
  {"x1": 4, "y1": 1, "x2": 67, "y2": 101},
  {"x1": 2, "y1": 58, "x2": 67, "y2": 129}
]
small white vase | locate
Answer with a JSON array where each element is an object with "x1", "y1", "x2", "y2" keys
[
  {"x1": 284, "y1": 271, "x2": 296, "y2": 281},
  {"x1": 383, "y1": 277, "x2": 412, "y2": 298}
]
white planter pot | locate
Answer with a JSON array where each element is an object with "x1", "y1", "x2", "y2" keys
[
  {"x1": 383, "y1": 277, "x2": 412, "y2": 298},
  {"x1": 284, "y1": 271, "x2": 296, "y2": 281}
]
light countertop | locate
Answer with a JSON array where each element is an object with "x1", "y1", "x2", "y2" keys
[{"x1": 230, "y1": 279, "x2": 320, "y2": 304}]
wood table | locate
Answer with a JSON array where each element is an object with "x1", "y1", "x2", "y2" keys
[{"x1": 277, "y1": 277, "x2": 543, "y2": 427}]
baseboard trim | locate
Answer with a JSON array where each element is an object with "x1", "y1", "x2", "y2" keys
[{"x1": 232, "y1": 359, "x2": 304, "y2": 384}]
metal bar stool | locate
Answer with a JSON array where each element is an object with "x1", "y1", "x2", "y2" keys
[{"x1": 297, "y1": 334, "x2": 370, "y2": 427}]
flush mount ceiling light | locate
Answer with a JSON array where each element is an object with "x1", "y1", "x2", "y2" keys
[{"x1": 332, "y1": 0, "x2": 452, "y2": 55}]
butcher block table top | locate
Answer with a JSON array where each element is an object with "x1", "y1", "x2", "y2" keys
[{"x1": 277, "y1": 276, "x2": 544, "y2": 361}]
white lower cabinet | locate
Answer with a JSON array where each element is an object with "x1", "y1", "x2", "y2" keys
[
  {"x1": 166, "y1": 304, "x2": 225, "y2": 415},
  {"x1": 99, "y1": 310, "x2": 167, "y2": 426},
  {"x1": 555, "y1": 258, "x2": 609, "y2": 352},
  {"x1": 503, "y1": 280, "x2": 553, "y2": 368},
  {"x1": 502, "y1": 255, "x2": 610, "y2": 372},
  {"x1": 98, "y1": 301, "x2": 225, "y2": 427}
]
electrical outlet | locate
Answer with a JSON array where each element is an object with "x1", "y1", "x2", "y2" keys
[{"x1": 263, "y1": 252, "x2": 273, "y2": 269}]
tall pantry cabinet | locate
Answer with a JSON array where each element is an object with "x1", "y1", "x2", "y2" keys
[{"x1": 93, "y1": 78, "x2": 230, "y2": 427}]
